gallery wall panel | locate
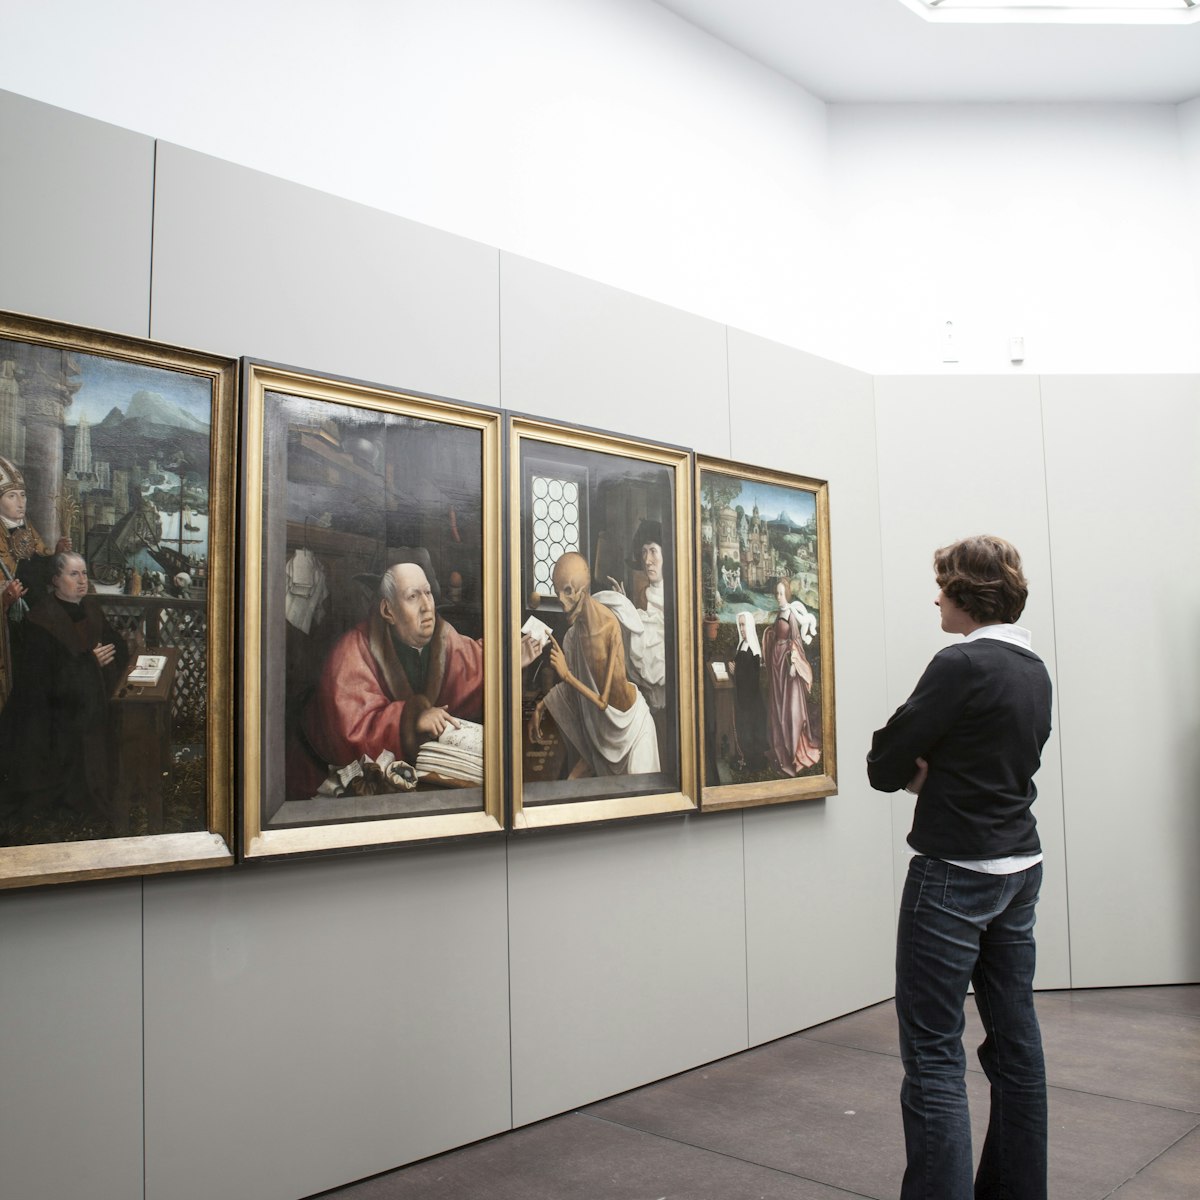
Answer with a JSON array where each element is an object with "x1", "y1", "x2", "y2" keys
[
  {"x1": 726, "y1": 331, "x2": 895, "y2": 1044},
  {"x1": 499, "y1": 252, "x2": 747, "y2": 1124},
  {"x1": 507, "y1": 815, "x2": 749, "y2": 1126},
  {"x1": 0, "y1": 92, "x2": 157, "y2": 1200},
  {"x1": 873, "y1": 375, "x2": 1070, "y2": 990},
  {"x1": 1041, "y1": 375, "x2": 1200, "y2": 988},
  {"x1": 144, "y1": 145, "x2": 517, "y2": 1198},
  {"x1": 0, "y1": 881, "x2": 145, "y2": 1200},
  {"x1": 142, "y1": 846, "x2": 513, "y2": 1200},
  {"x1": 150, "y1": 142, "x2": 502, "y2": 407},
  {"x1": 498, "y1": 253, "x2": 731, "y2": 456},
  {"x1": 0, "y1": 89, "x2": 154, "y2": 337}
]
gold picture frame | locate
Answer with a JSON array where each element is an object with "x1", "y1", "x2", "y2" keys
[
  {"x1": 696, "y1": 456, "x2": 837, "y2": 810},
  {"x1": 240, "y1": 362, "x2": 504, "y2": 859},
  {"x1": 509, "y1": 415, "x2": 696, "y2": 829},
  {"x1": 0, "y1": 311, "x2": 237, "y2": 887}
]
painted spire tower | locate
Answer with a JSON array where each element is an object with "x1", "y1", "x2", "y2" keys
[{"x1": 69, "y1": 412, "x2": 95, "y2": 483}]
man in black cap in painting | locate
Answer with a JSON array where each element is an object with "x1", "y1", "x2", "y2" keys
[
  {"x1": 607, "y1": 518, "x2": 669, "y2": 750},
  {"x1": 631, "y1": 519, "x2": 666, "y2": 710}
]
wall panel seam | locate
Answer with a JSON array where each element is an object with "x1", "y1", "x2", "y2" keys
[
  {"x1": 1037, "y1": 375, "x2": 1074, "y2": 990},
  {"x1": 147, "y1": 140, "x2": 158, "y2": 341},
  {"x1": 504, "y1": 838, "x2": 516, "y2": 1134},
  {"x1": 140, "y1": 878, "x2": 148, "y2": 1200},
  {"x1": 869, "y1": 377, "x2": 901, "y2": 924}
]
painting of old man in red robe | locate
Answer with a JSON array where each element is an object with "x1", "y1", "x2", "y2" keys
[{"x1": 287, "y1": 556, "x2": 484, "y2": 805}]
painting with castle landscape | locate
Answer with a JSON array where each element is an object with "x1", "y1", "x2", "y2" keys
[
  {"x1": 0, "y1": 312, "x2": 236, "y2": 888},
  {"x1": 695, "y1": 457, "x2": 837, "y2": 811}
]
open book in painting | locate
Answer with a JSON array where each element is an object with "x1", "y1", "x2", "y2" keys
[
  {"x1": 415, "y1": 719, "x2": 484, "y2": 787},
  {"x1": 127, "y1": 654, "x2": 167, "y2": 687}
]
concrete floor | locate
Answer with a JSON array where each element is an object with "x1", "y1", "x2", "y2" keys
[{"x1": 316, "y1": 985, "x2": 1200, "y2": 1199}]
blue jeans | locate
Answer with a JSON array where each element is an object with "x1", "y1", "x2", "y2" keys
[{"x1": 896, "y1": 856, "x2": 1047, "y2": 1200}]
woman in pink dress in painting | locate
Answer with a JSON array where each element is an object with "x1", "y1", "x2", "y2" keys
[{"x1": 762, "y1": 577, "x2": 820, "y2": 777}]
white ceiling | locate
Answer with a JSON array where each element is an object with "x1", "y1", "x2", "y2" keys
[{"x1": 652, "y1": 0, "x2": 1200, "y2": 103}]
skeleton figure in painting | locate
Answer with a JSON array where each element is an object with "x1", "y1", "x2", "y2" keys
[
  {"x1": 762, "y1": 577, "x2": 820, "y2": 777},
  {"x1": 531, "y1": 551, "x2": 660, "y2": 778},
  {"x1": 287, "y1": 556, "x2": 484, "y2": 801}
]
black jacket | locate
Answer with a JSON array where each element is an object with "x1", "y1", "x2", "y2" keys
[{"x1": 867, "y1": 636, "x2": 1052, "y2": 859}]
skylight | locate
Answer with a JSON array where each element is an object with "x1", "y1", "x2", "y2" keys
[
  {"x1": 931, "y1": 1, "x2": 1193, "y2": 6},
  {"x1": 900, "y1": 0, "x2": 1199, "y2": 22}
]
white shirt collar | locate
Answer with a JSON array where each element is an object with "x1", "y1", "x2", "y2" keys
[
  {"x1": 964, "y1": 623, "x2": 1032, "y2": 649},
  {"x1": 1, "y1": 515, "x2": 23, "y2": 530}
]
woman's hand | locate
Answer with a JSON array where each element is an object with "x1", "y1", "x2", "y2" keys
[{"x1": 905, "y1": 757, "x2": 929, "y2": 795}]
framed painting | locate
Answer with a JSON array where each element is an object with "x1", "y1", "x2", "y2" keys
[
  {"x1": 0, "y1": 311, "x2": 237, "y2": 887},
  {"x1": 509, "y1": 416, "x2": 696, "y2": 829},
  {"x1": 696, "y1": 456, "x2": 836, "y2": 810},
  {"x1": 240, "y1": 362, "x2": 504, "y2": 859}
]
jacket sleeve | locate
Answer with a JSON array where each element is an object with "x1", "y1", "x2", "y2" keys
[{"x1": 866, "y1": 648, "x2": 972, "y2": 793}]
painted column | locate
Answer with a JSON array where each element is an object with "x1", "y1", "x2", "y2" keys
[{"x1": 15, "y1": 345, "x2": 79, "y2": 545}]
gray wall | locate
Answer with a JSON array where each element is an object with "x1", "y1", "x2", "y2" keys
[
  {"x1": 1, "y1": 90, "x2": 1196, "y2": 1200},
  {"x1": 874, "y1": 377, "x2": 1071, "y2": 989},
  {"x1": 874, "y1": 374, "x2": 1200, "y2": 993}
]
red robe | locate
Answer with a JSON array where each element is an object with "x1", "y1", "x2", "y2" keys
[
  {"x1": 287, "y1": 612, "x2": 484, "y2": 802},
  {"x1": 762, "y1": 607, "x2": 820, "y2": 777}
]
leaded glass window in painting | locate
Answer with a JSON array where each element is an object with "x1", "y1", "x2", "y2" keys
[
  {"x1": 530, "y1": 470, "x2": 585, "y2": 597},
  {"x1": 525, "y1": 460, "x2": 590, "y2": 609}
]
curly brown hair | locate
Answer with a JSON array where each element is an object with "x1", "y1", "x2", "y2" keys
[{"x1": 933, "y1": 535, "x2": 1028, "y2": 625}]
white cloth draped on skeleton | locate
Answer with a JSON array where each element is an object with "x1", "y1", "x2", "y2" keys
[
  {"x1": 542, "y1": 589, "x2": 661, "y2": 776},
  {"x1": 624, "y1": 582, "x2": 665, "y2": 710}
]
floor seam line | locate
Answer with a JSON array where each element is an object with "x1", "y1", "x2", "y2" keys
[
  {"x1": 576, "y1": 1111, "x2": 878, "y2": 1198},
  {"x1": 797, "y1": 1034, "x2": 902, "y2": 1057},
  {"x1": 1098, "y1": 1119, "x2": 1200, "y2": 1199},
  {"x1": 797, "y1": 1037, "x2": 1200, "y2": 1114},
  {"x1": 1039, "y1": 1082, "x2": 1200, "y2": 1113}
]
